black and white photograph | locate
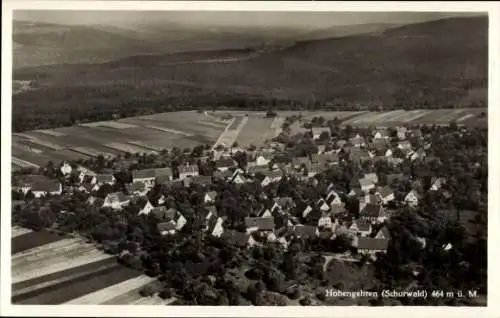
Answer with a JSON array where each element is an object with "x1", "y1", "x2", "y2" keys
[{"x1": 1, "y1": 1, "x2": 498, "y2": 316}]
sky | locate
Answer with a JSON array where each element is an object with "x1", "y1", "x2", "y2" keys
[{"x1": 13, "y1": 11, "x2": 483, "y2": 29}]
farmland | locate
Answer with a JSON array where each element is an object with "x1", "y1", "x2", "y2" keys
[
  {"x1": 11, "y1": 227, "x2": 175, "y2": 305},
  {"x1": 11, "y1": 108, "x2": 487, "y2": 171}
]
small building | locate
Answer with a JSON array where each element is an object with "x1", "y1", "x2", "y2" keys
[
  {"x1": 126, "y1": 182, "x2": 149, "y2": 197},
  {"x1": 31, "y1": 180, "x2": 63, "y2": 198},
  {"x1": 102, "y1": 192, "x2": 130, "y2": 210},
  {"x1": 138, "y1": 200, "x2": 155, "y2": 216},
  {"x1": 245, "y1": 217, "x2": 275, "y2": 233},
  {"x1": 360, "y1": 204, "x2": 387, "y2": 223},
  {"x1": 204, "y1": 191, "x2": 218, "y2": 204},
  {"x1": 178, "y1": 165, "x2": 199, "y2": 180},
  {"x1": 222, "y1": 230, "x2": 257, "y2": 248},
  {"x1": 349, "y1": 134, "x2": 366, "y2": 148},
  {"x1": 349, "y1": 220, "x2": 372, "y2": 237},
  {"x1": 318, "y1": 213, "x2": 332, "y2": 228},
  {"x1": 357, "y1": 237, "x2": 389, "y2": 256},
  {"x1": 430, "y1": 177, "x2": 447, "y2": 191},
  {"x1": 404, "y1": 190, "x2": 421, "y2": 207},
  {"x1": 359, "y1": 178, "x2": 376, "y2": 193},
  {"x1": 60, "y1": 161, "x2": 73, "y2": 176},
  {"x1": 157, "y1": 221, "x2": 177, "y2": 236},
  {"x1": 363, "y1": 173, "x2": 379, "y2": 185},
  {"x1": 292, "y1": 156, "x2": 311, "y2": 169},
  {"x1": 292, "y1": 225, "x2": 319, "y2": 239},
  {"x1": 375, "y1": 226, "x2": 391, "y2": 240},
  {"x1": 375, "y1": 186, "x2": 395, "y2": 204},
  {"x1": 312, "y1": 127, "x2": 330, "y2": 140},
  {"x1": 261, "y1": 170, "x2": 283, "y2": 186},
  {"x1": 215, "y1": 157, "x2": 236, "y2": 171},
  {"x1": 95, "y1": 173, "x2": 116, "y2": 186},
  {"x1": 247, "y1": 165, "x2": 270, "y2": 176},
  {"x1": 397, "y1": 140, "x2": 412, "y2": 150},
  {"x1": 254, "y1": 155, "x2": 271, "y2": 167},
  {"x1": 205, "y1": 215, "x2": 225, "y2": 237}
]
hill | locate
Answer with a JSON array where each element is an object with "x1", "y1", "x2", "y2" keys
[{"x1": 12, "y1": 16, "x2": 488, "y2": 132}]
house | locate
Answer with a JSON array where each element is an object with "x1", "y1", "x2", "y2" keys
[
  {"x1": 77, "y1": 180, "x2": 100, "y2": 194},
  {"x1": 308, "y1": 163, "x2": 324, "y2": 177},
  {"x1": 31, "y1": 180, "x2": 63, "y2": 198},
  {"x1": 14, "y1": 175, "x2": 60, "y2": 196},
  {"x1": 96, "y1": 173, "x2": 115, "y2": 186},
  {"x1": 371, "y1": 139, "x2": 388, "y2": 152},
  {"x1": 157, "y1": 221, "x2": 177, "y2": 236},
  {"x1": 317, "y1": 145, "x2": 326, "y2": 154},
  {"x1": 363, "y1": 173, "x2": 379, "y2": 185},
  {"x1": 360, "y1": 204, "x2": 387, "y2": 223},
  {"x1": 397, "y1": 140, "x2": 412, "y2": 150},
  {"x1": 178, "y1": 165, "x2": 199, "y2": 180},
  {"x1": 397, "y1": 127, "x2": 408, "y2": 140},
  {"x1": 326, "y1": 190, "x2": 342, "y2": 206},
  {"x1": 245, "y1": 217, "x2": 275, "y2": 233},
  {"x1": 126, "y1": 182, "x2": 149, "y2": 196},
  {"x1": 247, "y1": 165, "x2": 270, "y2": 176},
  {"x1": 349, "y1": 134, "x2": 366, "y2": 147},
  {"x1": 385, "y1": 149, "x2": 393, "y2": 157},
  {"x1": 187, "y1": 175, "x2": 213, "y2": 187},
  {"x1": 76, "y1": 166, "x2": 96, "y2": 183},
  {"x1": 359, "y1": 178, "x2": 376, "y2": 193},
  {"x1": 292, "y1": 157, "x2": 311, "y2": 169},
  {"x1": 318, "y1": 213, "x2": 332, "y2": 228},
  {"x1": 138, "y1": 200, "x2": 155, "y2": 216},
  {"x1": 375, "y1": 186, "x2": 395, "y2": 204},
  {"x1": 357, "y1": 237, "x2": 389, "y2": 256},
  {"x1": 430, "y1": 177, "x2": 446, "y2": 191},
  {"x1": 204, "y1": 191, "x2": 217, "y2": 204},
  {"x1": 375, "y1": 226, "x2": 391, "y2": 240},
  {"x1": 302, "y1": 205, "x2": 313, "y2": 218},
  {"x1": 231, "y1": 172, "x2": 248, "y2": 184},
  {"x1": 254, "y1": 154, "x2": 271, "y2": 166},
  {"x1": 312, "y1": 127, "x2": 330, "y2": 140},
  {"x1": 102, "y1": 192, "x2": 130, "y2": 210},
  {"x1": 293, "y1": 225, "x2": 319, "y2": 239},
  {"x1": 358, "y1": 194, "x2": 382, "y2": 212},
  {"x1": 261, "y1": 170, "x2": 283, "y2": 186},
  {"x1": 205, "y1": 215, "x2": 225, "y2": 237},
  {"x1": 404, "y1": 190, "x2": 420, "y2": 207},
  {"x1": 311, "y1": 153, "x2": 339, "y2": 167},
  {"x1": 349, "y1": 220, "x2": 372, "y2": 237},
  {"x1": 149, "y1": 206, "x2": 170, "y2": 220},
  {"x1": 132, "y1": 169, "x2": 156, "y2": 186},
  {"x1": 213, "y1": 169, "x2": 233, "y2": 180},
  {"x1": 222, "y1": 230, "x2": 257, "y2": 248},
  {"x1": 317, "y1": 199, "x2": 330, "y2": 212},
  {"x1": 373, "y1": 129, "x2": 390, "y2": 140},
  {"x1": 331, "y1": 204, "x2": 347, "y2": 216},
  {"x1": 386, "y1": 173, "x2": 405, "y2": 186},
  {"x1": 215, "y1": 157, "x2": 236, "y2": 171},
  {"x1": 60, "y1": 161, "x2": 72, "y2": 176}
]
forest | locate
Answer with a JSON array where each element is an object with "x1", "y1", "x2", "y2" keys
[
  {"x1": 12, "y1": 123, "x2": 487, "y2": 305},
  {"x1": 11, "y1": 16, "x2": 487, "y2": 132}
]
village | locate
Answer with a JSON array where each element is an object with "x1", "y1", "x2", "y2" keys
[{"x1": 12, "y1": 117, "x2": 469, "y2": 264}]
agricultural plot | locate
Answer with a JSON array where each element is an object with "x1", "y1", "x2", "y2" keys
[
  {"x1": 34, "y1": 129, "x2": 66, "y2": 137},
  {"x1": 11, "y1": 229, "x2": 175, "y2": 305},
  {"x1": 213, "y1": 116, "x2": 249, "y2": 149},
  {"x1": 105, "y1": 142, "x2": 156, "y2": 155},
  {"x1": 236, "y1": 117, "x2": 275, "y2": 147}
]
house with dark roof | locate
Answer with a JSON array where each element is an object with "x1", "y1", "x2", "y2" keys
[
  {"x1": 213, "y1": 169, "x2": 233, "y2": 180},
  {"x1": 187, "y1": 175, "x2": 213, "y2": 187},
  {"x1": 260, "y1": 170, "x2": 283, "y2": 186},
  {"x1": 349, "y1": 134, "x2": 366, "y2": 147},
  {"x1": 357, "y1": 237, "x2": 389, "y2": 256},
  {"x1": 360, "y1": 204, "x2": 387, "y2": 223},
  {"x1": 96, "y1": 173, "x2": 115, "y2": 186},
  {"x1": 386, "y1": 173, "x2": 405, "y2": 185},
  {"x1": 376, "y1": 186, "x2": 395, "y2": 204},
  {"x1": 138, "y1": 200, "x2": 155, "y2": 216},
  {"x1": 205, "y1": 215, "x2": 225, "y2": 237},
  {"x1": 349, "y1": 220, "x2": 372, "y2": 237},
  {"x1": 126, "y1": 182, "x2": 149, "y2": 197},
  {"x1": 102, "y1": 192, "x2": 130, "y2": 210},
  {"x1": 363, "y1": 173, "x2": 379, "y2": 185},
  {"x1": 397, "y1": 140, "x2": 412, "y2": 151},
  {"x1": 373, "y1": 129, "x2": 390, "y2": 140},
  {"x1": 157, "y1": 221, "x2": 177, "y2": 236},
  {"x1": 222, "y1": 230, "x2": 257, "y2": 248},
  {"x1": 318, "y1": 213, "x2": 333, "y2": 229},
  {"x1": 31, "y1": 180, "x2": 63, "y2": 198},
  {"x1": 404, "y1": 190, "x2": 421, "y2": 208},
  {"x1": 245, "y1": 217, "x2": 275, "y2": 233},
  {"x1": 292, "y1": 225, "x2": 319, "y2": 239},
  {"x1": 178, "y1": 165, "x2": 199, "y2": 180},
  {"x1": 215, "y1": 157, "x2": 236, "y2": 171},
  {"x1": 133, "y1": 167, "x2": 172, "y2": 187},
  {"x1": 247, "y1": 165, "x2": 270, "y2": 176}
]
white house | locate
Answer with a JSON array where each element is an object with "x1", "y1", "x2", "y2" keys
[
  {"x1": 349, "y1": 220, "x2": 372, "y2": 237},
  {"x1": 404, "y1": 190, "x2": 420, "y2": 207},
  {"x1": 206, "y1": 216, "x2": 225, "y2": 237},
  {"x1": 138, "y1": 200, "x2": 155, "y2": 216},
  {"x1": 376, "y1": 186, "x2": 395, "y2": 204},
  {"x1": 302, "y1": 205, "x2": 313, "y2": 218},
  {"x1": 60, "y1": 162, "x2": 72, "y2": 176},
  {"x1": 359, "y1": 178, "x2": 376, "y2": 193},
  {"x1": 318, "y1": 214, "x2": 332, "y2": 228},
  {"x1": 178, "y1": 165, "x2": 199, "y2": 180},
  {"x1": 204, "y1": 191, "x2": 217, "y2": 204},
  {"x1": 102, "y1": 192, "x2": 130, "y2": 210},
  {"x1": 31, "y1": 180, "x2": 63, "y2": 198}
]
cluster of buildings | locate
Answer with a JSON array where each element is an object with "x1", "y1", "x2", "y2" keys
[{"x1": 13, "y1": 124, "x2": 455, "y2": 260}]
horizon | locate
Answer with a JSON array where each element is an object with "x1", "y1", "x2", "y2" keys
[{"x1": 13, "y1": 11, "x2": 484, "y2": 30}]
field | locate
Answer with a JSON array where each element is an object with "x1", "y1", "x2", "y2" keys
[
  {"x1": 11, "y1": 108, "x2": 486, "y2": 171},
  {"x1": 11, "y1": 227, "x2": 175, "y2": 305},
  {"x1": 12, "y1": 111, "x2": 229, "y2": 170}
]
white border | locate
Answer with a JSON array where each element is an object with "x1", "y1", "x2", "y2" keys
[{"x1": 2, "y1": 1, "x2": 499, "y2": 317}]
